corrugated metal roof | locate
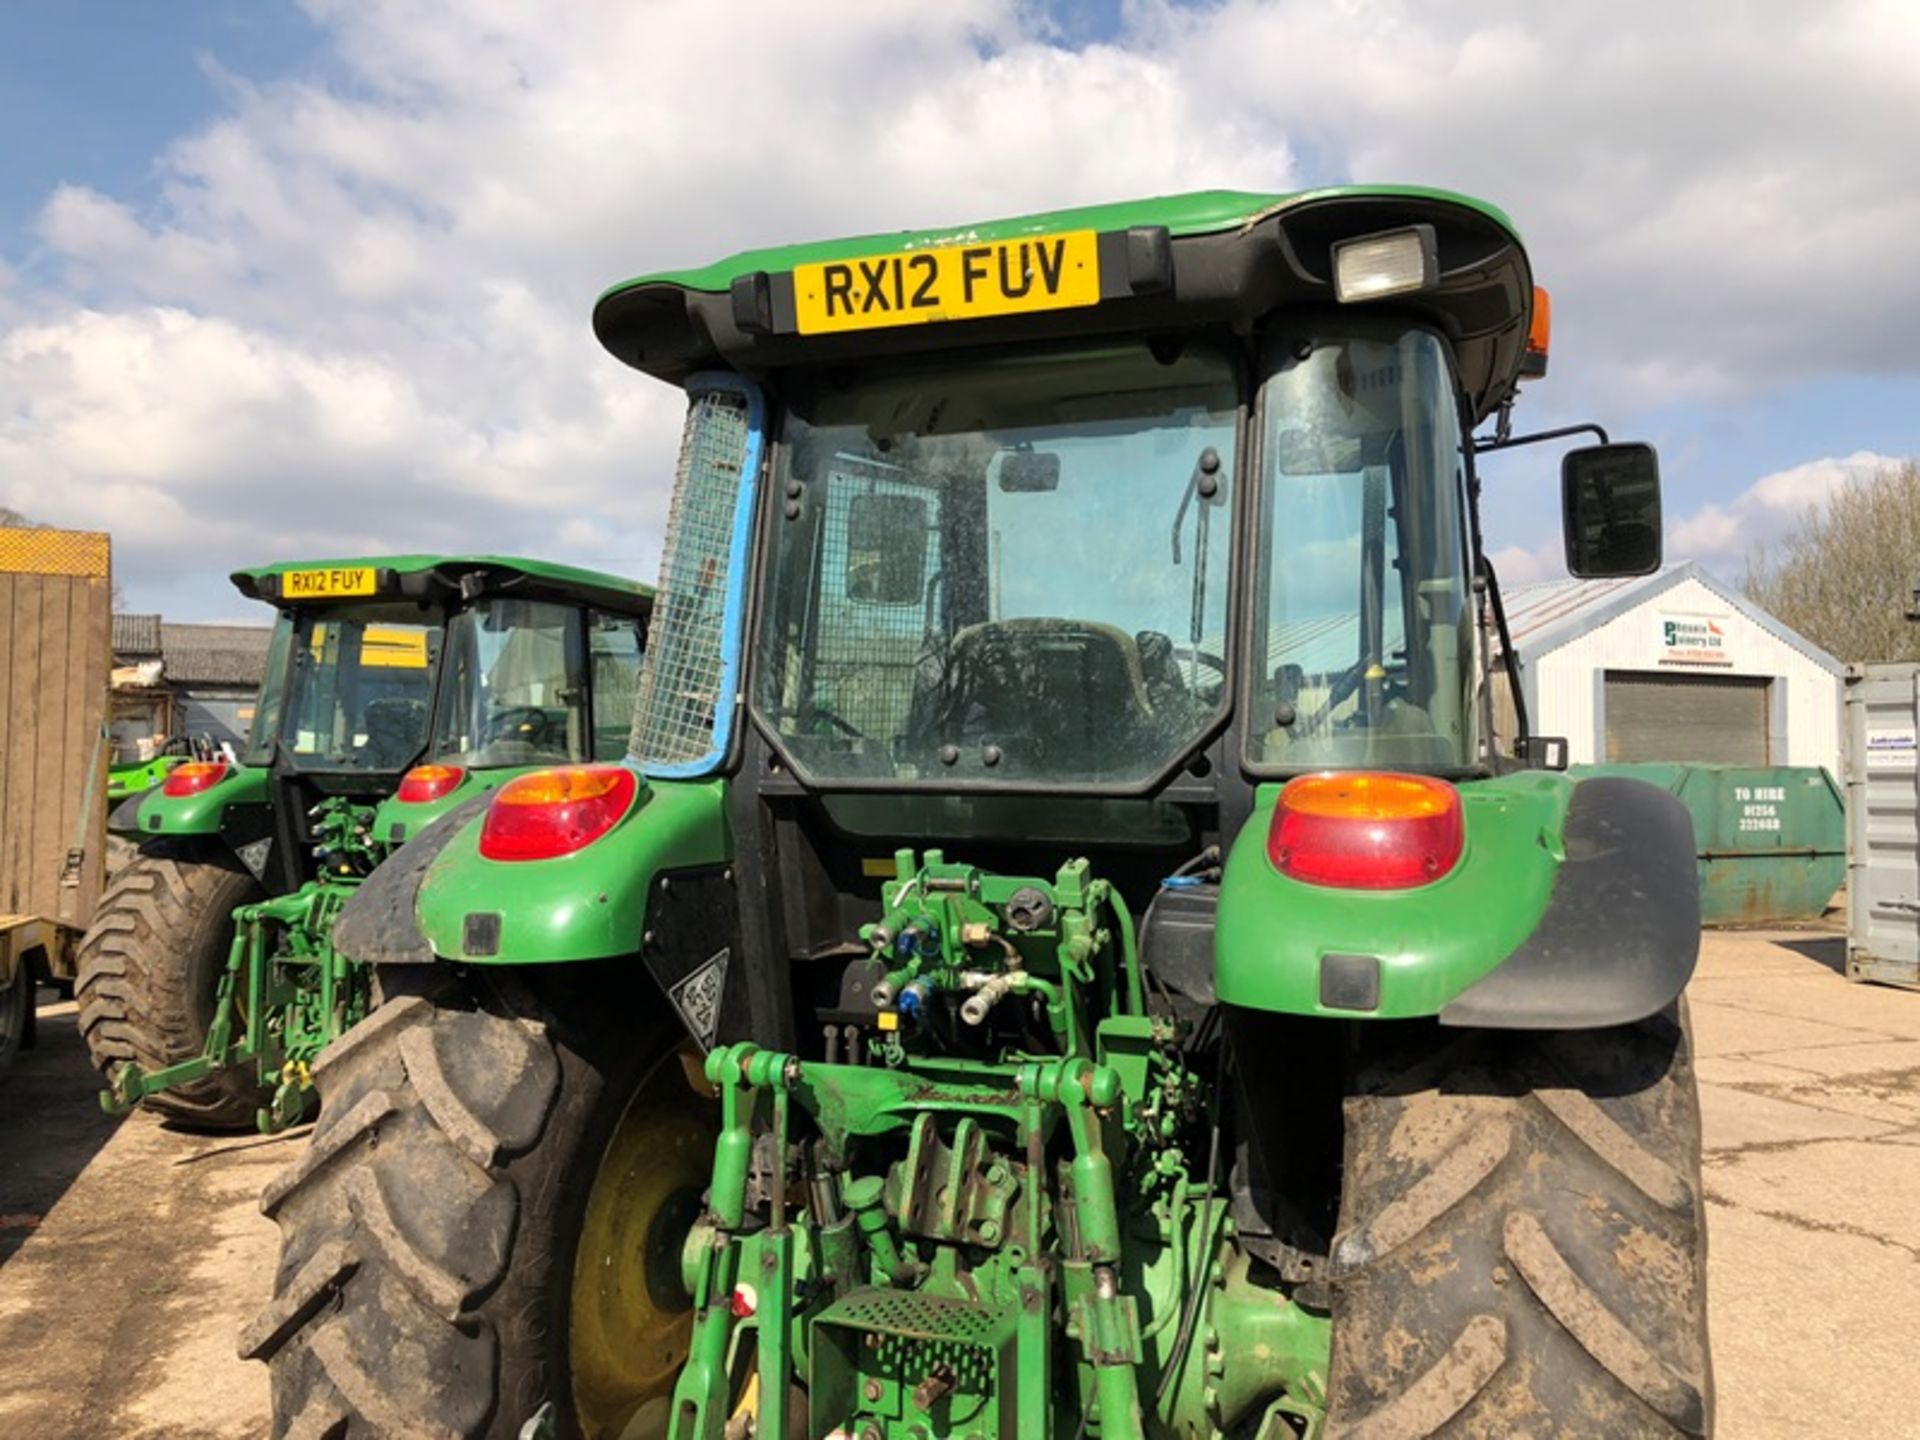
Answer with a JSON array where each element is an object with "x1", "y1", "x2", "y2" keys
[
  {"x1": 1493, "y1": 561, "x2": 1843, "y2": 675},
  {"x1": 1495, "y1": 574, "x2": 1644, "y2": 648},
  {"x1": 112, "y1": 612, "x2": 163, "y2": 657},
  {"x1": 160, "y1": 622, "x2": 273, "y2": 688}
]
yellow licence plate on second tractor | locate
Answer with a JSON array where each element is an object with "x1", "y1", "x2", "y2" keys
[
  {"x1": 283, "y1": 566, "x2": 377, "y2": 599},
  {"x1": 792, "y1": 229, "x2": 1101, "y2": 336}
]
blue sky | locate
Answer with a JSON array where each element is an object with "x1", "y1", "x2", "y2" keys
[
  {"x1": 2, "y1": 1, "x2": 1916, "y2": 618},
  {"x1": 0, "y1": 2, "x2": 322, "y2": 251}
]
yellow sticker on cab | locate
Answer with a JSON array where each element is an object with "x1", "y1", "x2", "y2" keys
[
  {"x1": 282, "y1": 566, "x2": 377, "y2": 599},
  {"x1": 792, "y1": 230, "x2": 1101, "y2": 336}
]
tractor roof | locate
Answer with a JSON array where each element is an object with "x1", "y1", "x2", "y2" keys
[
  {"x1": 229, "y1": 553, "x2": 652, "y2": 615},
  {"x1": 593, "y1": 185, "x2": 1535, "y2": 421}
]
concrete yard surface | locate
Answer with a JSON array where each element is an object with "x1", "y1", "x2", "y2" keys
[
  {"x1": 1691, "y1": 927, "x2": 1920, "y2": 1440},
  {"x1": 1, "y1": 933, "x2": 1917, "y2": 1437},
  {"x1": 0, "y1": 988, "x2": 285, "y2": 1438}
]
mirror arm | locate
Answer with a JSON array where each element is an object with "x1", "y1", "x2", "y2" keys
[{"x1": 1473, "y1": 420, "x2": 1610, "y2": 455}]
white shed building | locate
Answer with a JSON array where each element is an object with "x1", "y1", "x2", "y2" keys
[{"x1": 1495, "y1": 562, "x2": 1845, "y2": 779}]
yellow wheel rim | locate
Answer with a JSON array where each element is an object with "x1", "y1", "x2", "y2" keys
[{"x1": 570, "y1": 1046, "x2": 717, "y2": 1439}]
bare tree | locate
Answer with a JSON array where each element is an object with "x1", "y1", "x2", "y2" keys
[{"x1": 1744, "y1": 459, "x2": 1920, "y2": 664}]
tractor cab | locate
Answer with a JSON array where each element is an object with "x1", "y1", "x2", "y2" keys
[
  {"x1": 596, "y1": 189, "x2": 1661, "y2": 879},
  {"x1": 227, "y1": 555, "x2": 653, "y2": 853},
  {"x1": 124, "y1": 555, "x2": 650, "y2": 888}
]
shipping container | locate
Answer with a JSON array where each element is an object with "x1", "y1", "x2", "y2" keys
[
  {"x1": 1844, "y1": 663, "x2": 1920, "y2": 988},
  {"x1": 1574, "y1": 762, "x2": 1844, "y2": 925},
  {"x1": 0, "y1": 527, "x2": 113, "y2": 1073}
]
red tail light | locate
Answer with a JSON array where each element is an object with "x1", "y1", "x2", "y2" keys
[
  {"x1": 478, "y1": 766, "x2": 638, "y2": 862},
  {"x1": 1268, "y1": 771, "x2": 1464, "y2": 890},
  {"x1": 397, "y1": 764, "x2": 465, "y2": 804},
  {"x1": 162, "y1": 761, "x2": 229, "y2": 797}
]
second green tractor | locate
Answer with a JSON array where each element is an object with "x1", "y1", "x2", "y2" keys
[{"x1": 76, "y1": 555, "x2": 651, "y2": 1130}]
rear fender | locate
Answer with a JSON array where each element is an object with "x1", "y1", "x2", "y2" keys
[
  {"x1": 335, "y1": 777, "x2": 731, "y2": 968},
  {"x1": 1213, "y1": 773, "x2": 1698, "y2": 1028},
  {"x1": 116, "y1": 764, "x2": 270, "y2": 838},
  {"x1": 371, "y1": 767, "x2": 520, "y2": 848}
]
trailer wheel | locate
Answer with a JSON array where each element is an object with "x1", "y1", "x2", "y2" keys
[
  {"x1": 1325, "y1": 1004, "x2": 1712, "y2": 1439},
  {"x1": 246, "y1": 965, "x2": 712, "y2": 1440},
  {"x1": 0, "y1": 952, "x2": 30, "y2": 1078},
  {"x1": 74, "y1": 844, "x2": 267, "y2": 1129}
]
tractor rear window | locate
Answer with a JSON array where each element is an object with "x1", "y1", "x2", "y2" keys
[
  {"x1": 430, "y1": 599, "x2": 586, "y2": 769},
  {"x1": 753, "y1": 344, "x2": 1237, "y2": 788},
  {"x1": 260, "y1": 603, "x2": 443, "y2": 772}
]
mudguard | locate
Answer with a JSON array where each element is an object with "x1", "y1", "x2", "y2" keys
[
  {"x1": 1439, "y1": 776, "x2": 1699, "y2": 1027},
  {"x1": 1213, "y1": 772, "x2": 1698, "y2": 1029},
  {"x1": 370, "y1": 768, "x2": 520, "y2": 848},
  {"x1": 115, "y1": 765, "x2": 271, "y2": 837},
  {"x1": 333, "y1": 777, "x2": 730, "y2": 967},
  {"x1": 332, "y1": 791, "x2": 495, "y2": 965}
]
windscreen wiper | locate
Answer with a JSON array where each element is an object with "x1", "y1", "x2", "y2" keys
[{"x1": 1170, "y1": 446, "x2": 1226, "y2": 652}]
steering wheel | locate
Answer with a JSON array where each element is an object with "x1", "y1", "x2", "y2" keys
[
  {"x1": 1175, "y1": 648, "x2": 1228, "y2": 691},
  {"x1": 484, "y1": 705, "x2": 555, "y2": 747}
]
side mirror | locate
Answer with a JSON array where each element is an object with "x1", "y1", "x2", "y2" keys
[
  {"x1": 996, "y1": 450, "x2": 1060, "y2": 493},
  {"x1": 846, "y1": 493, "x2": 930, "y2": 605},
  {"x1": 1562, "y1": 442, "x2": 1662, "y2": 578}
]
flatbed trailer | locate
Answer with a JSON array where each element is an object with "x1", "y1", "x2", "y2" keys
[{"x1": 0, "y1": 527, "x2": 112, "y2": 1074}]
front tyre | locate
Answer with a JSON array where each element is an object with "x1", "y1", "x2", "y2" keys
[
  {"x1": 1325, "y1": 1005, "x2": 1712, "y2": 1438},
  {"x1": 246, "y1": 965, "x2": 713, "y2": 1440}
]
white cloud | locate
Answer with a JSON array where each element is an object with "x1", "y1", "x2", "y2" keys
[
  {"x1": 3, "y1": 1, "x2": 1918, "y2": 614},
  {"x1": 3, "y1": 1, "x2": 1293, "y2": 611},
  {"x1": 1666, "y1": 450, "x2": 1898, "y2": 572},
  {"x1": 1488, "y1": 540, "x2": 1565, "y2": 588},
  {"x1": 1141, "y1": 0, "x2": 1920, "y2": 407}
]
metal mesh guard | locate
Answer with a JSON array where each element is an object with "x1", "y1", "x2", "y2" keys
[
  {"x1": 630, "y1": 387, "x2": 751, "y2": 769},
  {"x1": 0, "y1": 527, "x2": 110, "y2": 578}
]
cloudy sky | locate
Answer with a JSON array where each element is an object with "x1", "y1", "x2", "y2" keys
[{"x1": 2, "y1": 0, "x2": 1917, "y2": 620}]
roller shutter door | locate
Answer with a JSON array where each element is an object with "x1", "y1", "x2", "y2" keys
[{"x1": 1603, "y1": 670, "x2": 1770, "y2": 764}]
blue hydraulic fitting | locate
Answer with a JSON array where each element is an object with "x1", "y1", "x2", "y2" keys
[
  {"x1": 896, "y1": 919, "x2": 943, "y2": 960},
  {"x1": 897, "y1": 981, "x2": 929, "y2": 1021}
]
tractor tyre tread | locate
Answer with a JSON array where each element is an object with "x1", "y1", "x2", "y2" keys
[
  {"x1": 1324, "y1": 1005, "x2": 1712, "y2": 1439},
  {"x1": 73, "y1": 843, "x2": 266, "y2": 1128},
  {"x1": 250, "y1": 971, "x2": 574, "y2": 1440}
]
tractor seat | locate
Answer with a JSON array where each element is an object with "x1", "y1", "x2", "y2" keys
[{"x1": 908, "y1": 618, "x2": 1155, "y2": 774}]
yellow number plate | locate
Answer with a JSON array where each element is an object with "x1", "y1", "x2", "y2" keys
[
  {"x1": 282, "y1": 566, "x2": 376, "y2": 598},
  {"x1": 792, "y1": 229, "x2": 1101, "y2": 336}
]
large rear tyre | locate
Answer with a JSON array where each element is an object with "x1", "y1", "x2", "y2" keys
[
  {"x1": 74, "y1": 844, "x2": 267, "y2": 1129},
  {"x1": 246, "y1": 965, "x2": 713, "y2": 1440},
  {"x1": 1325, "y1": 1005, "x2": 1712, "y2": 1439}
]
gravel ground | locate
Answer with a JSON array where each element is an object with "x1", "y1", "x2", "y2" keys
[{"x1": 0, "y1": 929, "x2": 1915, "y2": 1437}]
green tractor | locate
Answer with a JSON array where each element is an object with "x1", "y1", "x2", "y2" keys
[
  {"x1": 254, "y1": 189, "x2": 1710, "y2": 1438},
  {"x1": 76, "y1": 554, "x2": 651, "y2": 1130}
]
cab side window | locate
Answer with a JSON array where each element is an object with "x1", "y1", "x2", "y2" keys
[{"x1": 591, "y1": 612, "x2": 646, "y2": 760}]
